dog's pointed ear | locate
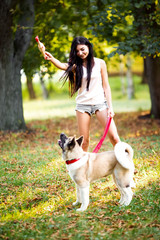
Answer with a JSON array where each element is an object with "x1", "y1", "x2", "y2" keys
[
  {"x1": 68, "y1": 137, "x2": 76, "y2": 150},
  {"x1": 76, "y1": 136, "x2": 83, "y2": 146}
]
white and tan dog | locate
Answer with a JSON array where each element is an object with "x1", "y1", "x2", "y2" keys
[{"x1": 58, "y1": 133, "x2": 135, "y2": 211}]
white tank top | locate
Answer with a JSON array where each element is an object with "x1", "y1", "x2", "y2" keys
[{"x1": 76, "y1": 58, "x2": 105, "y2": 105}]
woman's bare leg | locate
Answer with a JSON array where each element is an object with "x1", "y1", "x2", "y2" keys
[
  {"x1": 95, "y1": 109, "x2": 120, "y2": 146},
  {"x1": 76, "y1": 111, "x2": 91, "y2": 151}
]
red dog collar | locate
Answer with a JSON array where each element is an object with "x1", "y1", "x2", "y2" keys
[{"x1": 66, "y1": 158, "x2": 80, "y2": 165}]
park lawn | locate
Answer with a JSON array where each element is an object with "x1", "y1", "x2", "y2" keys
[
  {"x1": 23, "y1": 97, "x2": 151, "y2": 121},
  {"x1": 0, "y1": 111, "x2": 160, "y2": 240}
]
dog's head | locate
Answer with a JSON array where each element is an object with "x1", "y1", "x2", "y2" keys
[{"x1": 58, "y1": 133, "x2": 84, "y2": 161}]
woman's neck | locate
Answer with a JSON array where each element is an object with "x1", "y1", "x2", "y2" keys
[{"x1": 82, "y1": 59, "x2": 87, "y2": 67}]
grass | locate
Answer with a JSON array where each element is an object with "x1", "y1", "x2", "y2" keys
[
  {"x1": 0, "y1": 75, "x2": 159, "y2": 239},
  {"x1": 0, "y1": 111, "x2": 160, "y2": 239}
]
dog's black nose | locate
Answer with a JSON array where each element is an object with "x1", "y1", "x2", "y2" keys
[
  {"x1": 60, "y1": 133, "x2": 65, "y2": 138},
  {"x1": 60, "y1": 133, "x2": 68, "y2": 141},
  {"x1": 60, "y1": 133, "x2": 67, "y2": 138}
]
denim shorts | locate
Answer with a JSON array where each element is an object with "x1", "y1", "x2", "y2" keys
[{"x1": 75, "y1": 102, "x2": 108, "y2": 116}]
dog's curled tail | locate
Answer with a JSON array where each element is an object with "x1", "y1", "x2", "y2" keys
[{"x1": 114, "y1": 142, "x2": 134, "y2": 170}]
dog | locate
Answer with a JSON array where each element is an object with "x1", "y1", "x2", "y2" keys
[{"x1": 58, "y1": 133, "x2": 135, "y2": 211}]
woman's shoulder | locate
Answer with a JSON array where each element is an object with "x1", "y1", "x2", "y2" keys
[
  {"x1": 94, "y1": 58, "x2": 106, "y2": 70},
  {"x1": 94, "y1": 57, "x2": 105, "y2": 64}
]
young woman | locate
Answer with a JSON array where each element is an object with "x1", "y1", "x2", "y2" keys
[{"x1": 45, "y1": 36, "x2": 120, "y2": 151}]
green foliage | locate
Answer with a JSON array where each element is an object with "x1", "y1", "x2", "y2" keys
[{"x1": 90, "y1": 0, "x2": 160, "y2": 57}]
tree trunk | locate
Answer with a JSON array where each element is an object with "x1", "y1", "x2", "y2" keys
[
  {"x1": 39, "y1": 71, "x2": 49, "y2": 99},
  {"x1": 0, "y1": 0, "x2": 34, "y2": 130},
  {"x1": 126, "y1": 54, "x2": 134, "y2": 99},
  {"x1": 142, "y1": 58, "x2": 148, "y2": 84},
  {"x1": 26, "y1": 75, "x2": 36, "y2": 99},
  {"x1": 145, "y1": 56, "x2": 160, "y2": 118},
  {"x1": 119, "y1": 55, "x2": 126, "y2": 95},
  {"x1": 40, "y1": 77, "x2": 49, "y2": 99}
]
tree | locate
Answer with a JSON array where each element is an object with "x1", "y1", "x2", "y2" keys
[
  {"x1": 0, "y1": 0, "x2": 70, "y2": 129},
  {"x1": 90, "y1": 0, "x2": 160, "y2": 118},
  {"x1": 0, "y1": 0, "x2": 34, "y2": 130}
]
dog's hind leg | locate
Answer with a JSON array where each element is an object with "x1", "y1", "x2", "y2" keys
[
  {"x1": 120, "y1": 187, "x2": 133, "y2": 206},
  {"x1": 113, "y1": 169, "x2": 134, "y2": 206},
  {"x1": 73, "y1": 185, "x2": 81, "y2": 206},
  {"x1": 76, "y1": 186, "x2": 90, "y2": 212},
  {"x1": 112, "y1": 174, "x2": 125, "y2": 205},
  {"x1": 118, "y1": 187, "x2": 125, "y2": 205},
  {"x1": 113, "y1": 179, "x2": 132, "y2": 206}
]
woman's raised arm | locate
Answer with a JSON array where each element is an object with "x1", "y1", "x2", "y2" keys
[{"x1": 45, "y1": 51, "x2": 68, "y2": 71}]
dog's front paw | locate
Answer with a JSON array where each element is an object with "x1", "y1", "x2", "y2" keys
[
  {"x1": 122, "y1": 200, "x2": 131, "y2": 206},
  {"x1": 76, "y1": 207, "x2": 85, "y2": 212},
  {"x1": 73, "y1": 200, "x2": 80, "y2": 206},
  {"x1": 119, "y1": 198, "x2": 125, "y2": 205},
  {"x1": 76, "y1": 204, "x2": 88, "y2": 212},
  {"x1": 120, "y1": 196, "x2": 132, "y2": 206}
]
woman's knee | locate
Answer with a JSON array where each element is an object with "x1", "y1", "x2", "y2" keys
[{"x1": 108, "y1": 120, "x2": 120, "y2": 146}]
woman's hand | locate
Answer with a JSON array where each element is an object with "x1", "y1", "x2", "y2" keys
[
  {"x1": 45, "y1": 51, "x2": 53, "y2": 61},
  {"x1": 107, "y1": 107, "x2": 115, "y2": 118},
  {"x1": 44, "y1": 51, "x2": 68, "y2": 70}
]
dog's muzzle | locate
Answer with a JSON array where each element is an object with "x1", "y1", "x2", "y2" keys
[{"x1": 58, "y1": 133, "x2": 68, "y2": 150}]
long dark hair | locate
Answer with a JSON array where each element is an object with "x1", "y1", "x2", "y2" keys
[{"x1": 61, "y1": 36, "x2": 94, "y2": 96}]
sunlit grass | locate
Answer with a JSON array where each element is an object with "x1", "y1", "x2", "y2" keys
[
  {"x1": 1, "y1": 152, "x2": 159, "y2": 222},
  {"x1": 23, "y1": 98, "x2": 151, "y2": 121},
  {"x1": 23, "y1": 98, "x2": 76, "y2": 120}
]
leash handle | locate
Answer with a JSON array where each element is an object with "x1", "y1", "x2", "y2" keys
[
  {"x1": 93, "y1": 116, "x2": 112, "y2": 153},
  {"x1": 35, "y1": 36, "x2": 46, "y2": 58}
]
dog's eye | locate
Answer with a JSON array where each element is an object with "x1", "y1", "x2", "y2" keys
[{"x1": 68, "y1": 138, "x2": 76, "y2": 150}]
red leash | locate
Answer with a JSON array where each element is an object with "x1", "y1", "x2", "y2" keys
[
  {"x1": 66, "y1": 117, "x2": 112, "y2": 165},
  {"x1": 93, "y1": 116, "x2": 112, "y2": 153}
]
